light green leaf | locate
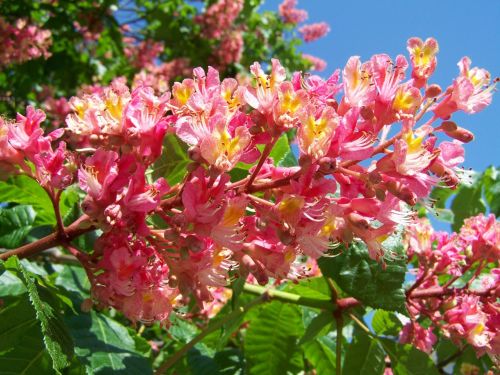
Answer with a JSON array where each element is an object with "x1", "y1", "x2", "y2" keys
[
  {"x1": 245, "y1": 301, "x2": 304, "y2": 375},
  {"x1": 372, "y1": 310, "x2": 402, "y2": 336},
  {"x1": 0, "y1": 205, "x2": 36, "y2": 248},
  {"x1": 285, "y1": 277, "x2": 332, "y2": 302},
  {"x1": 303, "y1": 338, "x2": 336, "y2": 375},
  {"x1": 318, "y1": 241, "x2": 406, "y2": 312},
  {"x1": 269, "y1": 134, "x2": 292, "y2": 165},
  {"x1": 0, "y1": 176, "x2": 55, "y2": 225}
]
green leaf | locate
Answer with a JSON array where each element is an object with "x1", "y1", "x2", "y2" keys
[
  {"x1": 303, "y1": 338, "x2": 336, "y2": 375},
  {"x1": 0, "y1": 297, "x2": 52, "y2": 375},
  {"x1": 152, "y1": 134, "x2": 190, "y2": 185},
  {"x1": 5, "y1": 257, "x2": 74, "y2": 372},
  {"x1": 0, "y1": 205, "x2": 36, "y2": 248},
  {"x1": 318, "y1": 241, "x2": 406, "y2": 312},
  {"x1": 269, "y1": 134, "x2": 292, "y2": 165},
  {"x1": 0, "y1": 269, "x2": 26, "y2": 297},
  {"x1": 372, "y1": 310, "x2": 402, "y2": 336},
  {"x1": 245, "y1": 301, "x2": 304, "y2": 375},
  {"x1": 344, "y1": 327, "x2": 385, "y2": 375},
  {"x1": 429, "y1": 208, "x2": 454, "y2": 223},
  {"x1": 380, "y1": 339, "x2": 439, "y2": 375},
  {"x1": 451, "y1": 184, "x2": 486, "y2": 231},
  {"x1": 0, "y1": 176, "x2": 55, "y2": 225},
  {"x1": 299, "y1": 310, "x2": 333, "y2": 345},
  {"x1": 482, "y1": 165, "x2": 500, "y2": 215},
  {"x1": 66, "y1": 310, "x2": 153, "y2": 374},
  {"x1": 285, "y1": 277, "x2": 332, "y2": 302}
]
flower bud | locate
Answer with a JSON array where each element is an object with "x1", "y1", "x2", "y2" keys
[
  {"x1": 188, "y1": 145, "x2": 202, "y2": 162},
  {"x1": 360, "y1": 106, "x2": 374, "y2": 120},
  {"x1": 347, "y1": 212, "x2": 370, "y2": 230},
  {"x1": 425, "y1": 84, "x2": 442, "y2": 98},
  {"x1": 386, "y1": 180, "x2": 417, "y2": 206}
]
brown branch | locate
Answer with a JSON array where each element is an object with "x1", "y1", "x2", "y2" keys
[{"x1": 0, "y1": 215, "x2": 94, "y2": 261}]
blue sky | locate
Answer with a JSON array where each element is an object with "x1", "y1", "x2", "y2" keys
[{"x1": 262, "y1": 0, "x2": 500, "y2": 171}]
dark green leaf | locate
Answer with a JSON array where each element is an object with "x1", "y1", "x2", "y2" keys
[
  {"x1": 0, "y1": 297, "x2": 52, "y2": 375},
  {"x1": 152, "y1": 134, "x2": 190, "y2": 185},
  {"x1": 245, "y1": 301, "x2": 304, "y2": 375},
  {"x1": 380, "y1": 338, "x2": 439, "y2": 375},
  {"x1": 66, "y1": 310, "x2": 153, "y2": 374},
  {"x1": 5, "y1": 257, "x2": 74, "y2": 372},
  {"x1": 0, "y1": 205, "x2": 36, "y2": 248},
  {"x1": 451, "y1": 185, "x2": 486, "y2": 231},
  {"x1": 299, "y1": 310, "x2": 333, "y2": 345},
  {"x1": 344, "y1": 327, "x2": 385, "y2": 375},
  {"x1": 318, "y1": 241, "x2": 406, "y2": 312},
  {"x1": 482, "y1": 166, "x2": 500, "y2": 215}
]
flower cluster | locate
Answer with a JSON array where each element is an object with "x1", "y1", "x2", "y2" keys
[
  {"x1": 279, "y1": 0, "x2": 308, "y2": 25},
  {"x1": 403, "y1": 214, "x2": 499, "y2": 356},
  {"x1": 195, "y1": 0, "x2": 244, "y2": 40},
  {"x1": 0, "y1": 17, "x2": 52, "y2": 66},
  {"x1": 1, "y1": 38, "x2": 496, "y2": 330},
  {"x1": 0, "y1": 107, "x2": 73, "y2": 189},
  {"x1": 299, "y1": 22, "x2": 330, "y2": 43}
]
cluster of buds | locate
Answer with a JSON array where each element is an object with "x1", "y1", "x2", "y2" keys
[
  {"x1": 403, "y1": 214, "x2": 499, "y2": 356},
  {"x1": 0, "y1": 38, "x2": 497, "y2": 334},
  {"x1": 0, "y1": 17, "x2": 52, "y2": 66}
]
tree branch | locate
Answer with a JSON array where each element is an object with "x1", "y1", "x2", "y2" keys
[{"x1": 0, "y1": 215, "x2": 94, "y2": 261}]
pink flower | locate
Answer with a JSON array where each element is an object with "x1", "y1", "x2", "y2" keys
[
  {"x1": 407, "y1": 37, "x2": 439, "y2": 87},
  {"x1": 399, "y1": 322, "x2": 437, "y2": 354},
  {"x1": 433, "y1": 57, "x2": 494, "y2": 118},
  {"x1": 299, "y1": 22, "x2": 330, "y2": 42}
]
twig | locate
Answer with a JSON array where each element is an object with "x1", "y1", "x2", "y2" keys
[{"x1": 0, "y1": 215, "x2": 94, "y2": 261}]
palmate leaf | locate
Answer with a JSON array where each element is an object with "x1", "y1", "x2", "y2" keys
[
  {"x1": 0, "y1": 204, "x2": 36, "y2": 248},
  {"x1": 4, "y1": 257, "x2": 74, "y2": 373},
  {"x1": 318, "y1": 241, "x2": 406, "y2": 312},
  {"x1": 65, "y1": 310, "x2": 153, "y2": 375},
  {"x1": 245, "y1": 301, "x2": 304, "y2": 375}
]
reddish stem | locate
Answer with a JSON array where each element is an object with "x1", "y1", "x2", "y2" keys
[
  {"x1": 0, "y1": 215, "x2": 94, "y2": 261},
  {"x1": 245, "y1": 137, "x2": 278, "y2": 191}
]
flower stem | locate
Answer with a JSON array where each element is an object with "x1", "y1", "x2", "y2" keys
[
  {"x1": 245, "y1": 137, "x2": 278, "y2": 191},
  {"x1": 242, "y1": 283, "x2": 359, "y2": 311}
]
